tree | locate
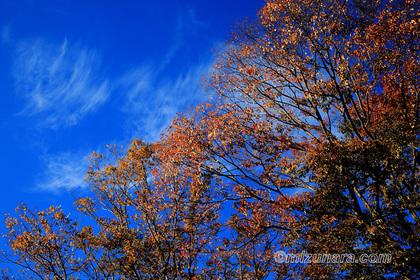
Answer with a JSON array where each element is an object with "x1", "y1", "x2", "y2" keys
[
  {"x1": 158, "y1": 0, "x2": 420, "y2": 278},
  {"x1": 2, "y1": 141, "x2": 223, "y2": 279},
  {"x1": 2, "y1": 0, "x2": 420, "y2": 278}
]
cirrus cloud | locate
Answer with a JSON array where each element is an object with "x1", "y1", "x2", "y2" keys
[
  {"x1": 36, "y1": 151, "x2": 90, "y2": 194},
  {"x1": 13, "y1": 38, "x2": 110, "y2": 129}
]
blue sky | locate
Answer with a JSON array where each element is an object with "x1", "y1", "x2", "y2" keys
[{"x1": 0, "y1": 0, "x2": 264, "y2": 231}]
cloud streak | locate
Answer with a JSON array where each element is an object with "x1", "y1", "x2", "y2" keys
[
  {"x1": 13, "y1": 38, "x2": 110, "y2": 128},
  {"x1": 36, "y1": 152, "x2": 90, "y2": 194},
  {"x1": 118, "y1": 61, "x2": 212, "y2": 142}
]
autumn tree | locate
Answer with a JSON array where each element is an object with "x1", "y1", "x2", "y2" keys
[
  {"x1": 2, "y1": 141, "x2": 224, "y2": 279},
  {"x1": 158, "y1": 0, "x2": 420, "y2": 278},
  {"x1": 2, "y1": 0, "x2": 420, "y2": 279}
]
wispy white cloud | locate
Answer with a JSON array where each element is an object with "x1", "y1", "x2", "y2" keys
[
  {"x1": 13, "y1": 38, "x2": 110, "y2": 128},
  {"x1": 115, "y1": 7, "x2": 213, "y2": 142},
  {"x1": 36, "y1": 152, "x2": 90, "y2": 194},
  {"x1": 118, "y1": 61, "x2": 212, "y2": 142}
]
